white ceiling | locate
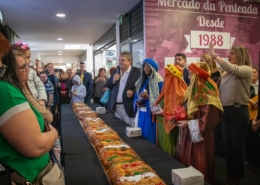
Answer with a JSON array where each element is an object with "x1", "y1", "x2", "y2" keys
[{"x1": 0, "y1": 0, "x2": 141, "y2": 61}]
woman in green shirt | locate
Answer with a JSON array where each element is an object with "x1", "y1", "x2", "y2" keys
[{"x1": 0, "y1": 24, "x2": 58, "y2": 183}]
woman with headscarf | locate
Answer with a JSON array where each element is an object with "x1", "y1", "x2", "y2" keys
[
  {"x1": 153, "y1": 64, "x2": 187, "y2": 156},
  {"x1": 175, "y1": 62, "x2": 223, "y2": 185},
  {"x1": 134, "y1": 58, "x2": 164, "y2": 144}
]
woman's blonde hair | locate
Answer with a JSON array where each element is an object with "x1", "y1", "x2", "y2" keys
[
  {"x1": 231, "y1": 45, "x2": 251, "y2": 66},
  {"x1": 201, "y1": 53, "x2": 218, "y2": 74}
]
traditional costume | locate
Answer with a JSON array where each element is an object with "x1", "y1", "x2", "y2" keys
[
  {"x1": 134, "y1": 58, "x2": 163, "y2": 144},
  {"x1": 154, "y1": 64, "x2": 187, "y2": 156},
  {"x1": 175, "y1": 62, "x2": 223, "y2": 185}
]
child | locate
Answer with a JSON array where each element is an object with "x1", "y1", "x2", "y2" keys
[{"x1": 70, "y1": 75, "x2": 86, "y2": 104}]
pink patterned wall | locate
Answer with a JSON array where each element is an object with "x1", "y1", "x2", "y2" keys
[{"x1": 145, "y1": 0, "x2": 260, "y2": 73}]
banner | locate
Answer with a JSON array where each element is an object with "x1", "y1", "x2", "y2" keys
[
  {"x1": 106, "y1": 50, "x2": 115, "y2": 66},
  {"x1": 145, "y1": 0, "x2": 260, "y2": 75}
]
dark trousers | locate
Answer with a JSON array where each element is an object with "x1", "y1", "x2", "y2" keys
[
  {"x1": 245, "y1": 121, "x2": 260, "y2": 165},
  {"x1": 222, "y1": 105, "x2": 250, "y2": 178},
  {"x1": 84, "y1": 96, "x2": 90, "y2": 104},
  {"x1": 93, "y1": 96, "x2": 101, "y2": 104}
]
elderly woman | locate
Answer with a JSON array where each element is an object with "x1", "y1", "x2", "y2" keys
[
  {"x1": 0, "y1": 24, "x2": 60, "y2": 184},
  {"x1": 134, "y1": 58, "x2": 164, "y2": 144},
  {"x1": 175, "y1": 62, "x2": 223, "y2": 185},
  {"x1": 207, "y1": 42, "x2": 252, "y2": 185}
]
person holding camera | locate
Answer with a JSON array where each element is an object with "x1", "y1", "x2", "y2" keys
[
  {"x1": 134, "y1": 58, "x2": 163, "y2": 144},
  {"x1": 207, "y1": 42, "x2": 252, "y2": 185}
]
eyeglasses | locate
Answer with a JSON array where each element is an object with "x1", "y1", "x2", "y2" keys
[
  {"x1": 17, "y1": 64, "x2": 29, "y2": 71},
  {"x1": 0, "y1": 64, "x2": 7, "y2": 78},
  {"x1": 15, "y1": 41, "x2": 29, "y2": 50}
]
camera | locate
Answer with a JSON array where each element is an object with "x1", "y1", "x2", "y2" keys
[{"x1": 136, "y1": 99, "x2": 146, "y2": 107}]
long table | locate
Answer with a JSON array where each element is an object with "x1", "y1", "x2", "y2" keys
[{"x1": 61, "y1": 104, "x2": 209, "y2": 185}]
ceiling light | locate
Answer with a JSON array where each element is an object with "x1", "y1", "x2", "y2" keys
[
  {"x1": 65, "y1": 45, "x2": 82, "y2": 49},
  {"x1": 56, "y1": 14, "x2": 66, "y2": 17},
  {"x1": 66, "y1": 63, "x2": 72, "y2": 67},
  {"x1": 58, "y1": 51, "x2": 62, "y2": 52},
  {"x1": 57, "y1": 38, "x2": 63, "y2": 41},
  {"x1": 59, "y1": 53, "x2": 62, "y2": 55}
]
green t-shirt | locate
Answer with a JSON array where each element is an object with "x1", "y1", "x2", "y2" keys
[{"x1": 0, "y1": 81, "x2": 49, "y2": 182}]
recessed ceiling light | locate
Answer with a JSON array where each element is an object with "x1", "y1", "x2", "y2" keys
[
  {"x1": 58, "y1": 51, "x2": 62, "y2": 52},
  {"x1": 56, "y1": 14, "x2": 66, "y2": 17},
  {"x1": 57, "y1": 38, "x2": 63, "y2": 41}
]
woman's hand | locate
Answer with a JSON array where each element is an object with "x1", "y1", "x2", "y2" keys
[
  {"x1": 153, "y1": 106, "x2": 164, "y2": 115},
  {"x1": 100, "y1": 77, "x2": 106, "y2": 82},
  {"x1": 176, "y1": 120, "x2": 188, "y2": 128},
  {"x1": 206, "y1": 41, "x2": 215, "y2": 56},
  {"x1": 249, "y1": 99, "x2": 258, "y2": 110},
  {"x1": 252, "y1": 119, "x2": 260, "y2": 133},
  {"x1": 140, "y1": 91, "x2": 149, "y2": 99}
]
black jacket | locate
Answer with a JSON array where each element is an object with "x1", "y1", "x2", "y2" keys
[
  {"x1": 183, "y1": 67, "x2": 190, "y2": 86},
  {"x1": 107, "y1": 66, "x2": 140, "y2": 118}
]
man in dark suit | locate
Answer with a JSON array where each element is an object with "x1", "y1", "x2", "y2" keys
[
  {"x1": 107, "y1": 51, "x2": 140, "y2": 127},
  {"x1": 174, "y1": 53, "x2": 190, "y2": 86},
  {"x1": 76, "y1": 62, "x2": 93, "y2": 103}
]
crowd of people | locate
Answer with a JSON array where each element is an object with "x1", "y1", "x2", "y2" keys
[{"x1": 0, "y1": 20, "x2": 259, "y2": 185}]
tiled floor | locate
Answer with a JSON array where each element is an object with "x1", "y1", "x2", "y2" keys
[{"x1": 215, "y1": 155, "x2": 260, "y2": 185}]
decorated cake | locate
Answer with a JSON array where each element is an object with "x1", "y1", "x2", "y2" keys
[{"x1": 72, "y1": 104, "x2": 166, "y2": 185}]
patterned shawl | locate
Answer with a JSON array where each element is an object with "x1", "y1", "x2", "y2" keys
[
  {"x1": 184, "y1": 62, "x2": 223, "y2": 119},
  {"x1": 135, "y1": 58, "x2": 164, "y2": 109}
]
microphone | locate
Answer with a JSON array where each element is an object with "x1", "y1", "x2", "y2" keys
[
  {"x1": 114, "y1": 66, "x2": 121, "y2": 84},
  {"x1": 116, "y1": 65, "x2": 120, "y2": 74}
]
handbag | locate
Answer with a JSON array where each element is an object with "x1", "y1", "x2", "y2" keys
[
  {"x1": 10, "y1": 161, "x2": 64, "y2": 185},
  {"x1": 100, "y1": 89, "x2": 111, "y2": 105},
  {"x1": 34, "y1": 161, "x2": 64, "y2": 185}
]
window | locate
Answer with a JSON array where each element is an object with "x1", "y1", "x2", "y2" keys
[{"x1": 131, "y1": 40, "x2": 143, "y2": 68}]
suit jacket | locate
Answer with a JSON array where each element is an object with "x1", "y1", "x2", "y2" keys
[
  {"x1": 107, "y1": 66, "x2": 140, "y2": 118},
  {"x1": 183, "y1": 67, "x2": 190, "y2": 86}
]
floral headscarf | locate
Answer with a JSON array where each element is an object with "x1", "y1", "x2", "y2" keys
[{"x1": 184, "y1": 62, "x2": 223, "y2": 119}]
